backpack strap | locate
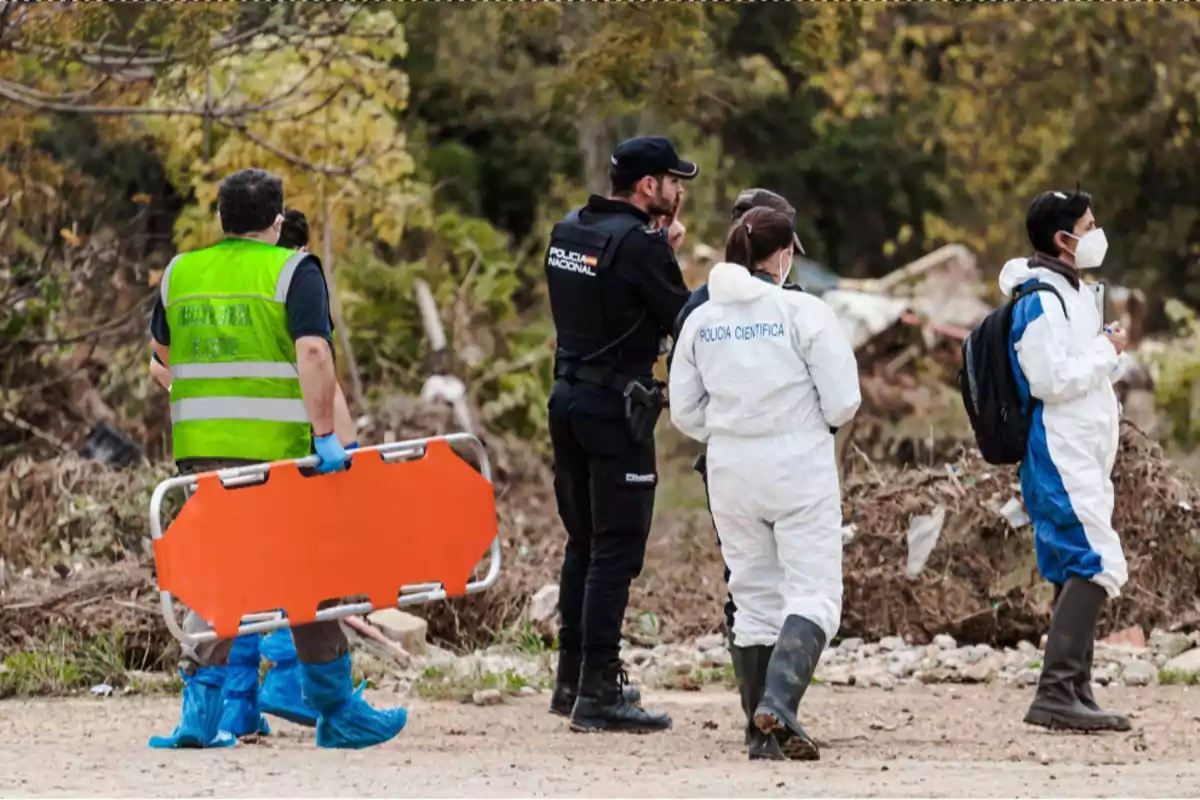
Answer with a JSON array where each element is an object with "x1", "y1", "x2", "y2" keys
[{"x1": 1012, "y1": 280, "x2": 1068, "y2": 319}]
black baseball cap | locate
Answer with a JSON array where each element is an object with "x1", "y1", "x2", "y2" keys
[
  {"x1": 610, "y1": 136, "x2": 699, "y2": 181},
  {"x1": 730, "y1": 188, "x2": 805, "y2": 255}
]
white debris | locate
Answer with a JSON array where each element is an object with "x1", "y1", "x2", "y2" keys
[
  {"x1": 997, "y1": 497, "x2": 1031, "y2": 529},
  {"x1": 527, "y1": 584, "x2": 560, "y2": 624},
  {"x1": 905, "y1": 505, "x2": 946, "y2": 579}
]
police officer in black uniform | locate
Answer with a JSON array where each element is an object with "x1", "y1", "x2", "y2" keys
[{"x1": 544, "y1": 136, "x2": 698, "y2": 733}]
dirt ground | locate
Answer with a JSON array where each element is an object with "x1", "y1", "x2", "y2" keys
[{"x1": 3, "y1": 684, "x2": 1200, "y2": 797}]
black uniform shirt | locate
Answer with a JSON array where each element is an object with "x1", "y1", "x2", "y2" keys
[{"x1": 571, "y1": 195, "x2": 691, "y2": 376}]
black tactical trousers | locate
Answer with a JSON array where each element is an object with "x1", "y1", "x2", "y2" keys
[
  {"x1": 549, "y1": 380, "x2": 657, "y2": 668},
  {"x1": 695, "y1": 453, "x2": 737, "y2": 633}
]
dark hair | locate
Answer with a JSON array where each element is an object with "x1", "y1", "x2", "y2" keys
[
  {"x1": 1026, "y1": 190, "x2": 1093, "y2": 257},
  {"x1": 609, "y1": 171, "x2": 664, "y2": 198},
  {"x1": 218, "y1": 168, "x2": 284, "y2": 235},
  {"x1": 723, "y1": 207, "x2": 794, "y2": 270},
  {"x1": 277, "y1": 208, "x2": 309, "y2": 250}
]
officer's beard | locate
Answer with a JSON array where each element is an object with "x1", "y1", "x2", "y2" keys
[{"x1": 648, "y1": 190, "x2": 675, "y2": 218}]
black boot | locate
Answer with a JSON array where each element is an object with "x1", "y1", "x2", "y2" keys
[
  {"x1": 1025, "y1": 577, "x2": 1129, "y2": 732},
  {"x1": 569, "y1": 662, "x2": 670, "y2": 734},
  {"x1": 753, "y1": 615, "x2": 825, "y2": 761},
  {"x1": 731, "y1": 642, "x2": 783, "y2": 761},
  {"x1": 1052, "y1": 582, "x2": 1130, "y2": 730},
  {"x1": 549, "y1": 651, "x2": 641, "y2": 718}
]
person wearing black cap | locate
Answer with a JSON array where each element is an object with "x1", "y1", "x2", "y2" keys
[{"x1": 543, "y1": 135, "x2": 698, "y2": 734}]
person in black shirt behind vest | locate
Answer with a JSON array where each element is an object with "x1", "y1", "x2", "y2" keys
[{"x1": 543, "y1": 136, "x2": 697, "y2": 733}]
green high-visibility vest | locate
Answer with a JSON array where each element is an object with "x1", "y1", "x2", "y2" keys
[{"x1": 162, "y1": 238, "x2": 313, "y2": 462}]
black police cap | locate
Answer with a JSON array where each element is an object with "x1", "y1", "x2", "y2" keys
[
  {"x1": 730, "y1": 188, "x2": 806, "y2": 255},
  {"x1": 610, "y1": 136, "x2": 699, "y2": 182}
]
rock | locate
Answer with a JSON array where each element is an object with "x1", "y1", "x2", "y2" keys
[
  {"x1": 1163, "y1": 648, "x2": 1200, "y2": 678},
  {"x1": 839, "y1": 637, "x2": 864, "y2": 653},
  {"x1": 1154, "y1": 653, "x2": 1169, "y2": 668},
  {"x1": 626, "y1": 648, "x2": 655, "y2": 668},
  {"x1": 861, "y1": 643, "x2": 881, "y2": 657},
  {"x1": 1015, "y1": 668, "x2": 1041, "y2": 687},
  {"x1": 961, "y1": 658, "x2": 1000, "y2": 684},
  {"x1": 962, "y1": 645, "x2": 993, "y2": 664},
  {"x1": 367, "y1": 609, "x2": 429, "y2": 656},
  {"x1": 933, "y1": 634, "x2": 957, "y2": 650},
  {"x1": 518, "y1": 685, "x2": 538, "y2": 697},
  {"x1": 1149, "y1": 629, "x2": 1193, "y2": 659},
  {"x1": 1017, "y1": 640, "x2": 1039, "y2": 655},
  {"x1": 699, "y1": 648, "x2": 732, "y2": 668},
  {"x1": 1101, "y1": 625, "x2": 1146, "y2": 650},
  {"x1": 472, "y1": 688, "x2": 503, "y2": 706},
  {"x1": 1120, "y1": 660, "x2": 1158, "y2": 687},
  {"x1": 1004, "y1": 649, "x2": 1032, "y2": 669},
  {"x1": 424, "y1": 644, "x2": 458, "y2": 670},
  {"x1": 827, "y1": 670, "x2": 854, "y2": 686},
  {"x1": 695, "y1": 633, "x2": 727, "y2": 653},
  {"x1": 878, "y1": 636, "x2": 905, "y2": 652},
  {"x1": 528, "y1": 584, "x2": 560, "y2": 624}
]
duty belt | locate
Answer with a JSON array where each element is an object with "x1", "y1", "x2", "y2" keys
[{"x1": 555, "y1": 362, "x2": 641, "y2": 393}]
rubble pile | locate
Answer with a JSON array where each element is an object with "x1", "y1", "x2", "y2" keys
[
  {"x1": 839, "y1": 421, "x2": 1200, "y2": 644},
  {"x1": 4, "y1": 407, "x2": 1200, "y2": 667}
]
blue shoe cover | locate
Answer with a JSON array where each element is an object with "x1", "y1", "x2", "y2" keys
[
  {"x1": 301, "y1": 653, "x2": 407, "y2": 750},
  {"x1": 148, "y1": 667, "x2": 238, "y2": 749},
  {"x1": 220, "y1": 634, "x2": 270, "y2": 738},
  {"x1": 260, "y1": 628, "x2": 318, "y2": 727}
]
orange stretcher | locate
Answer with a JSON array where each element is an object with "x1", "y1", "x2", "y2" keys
[{"x1": 149, "y1": 433, "x2": 501, "y2": 644}]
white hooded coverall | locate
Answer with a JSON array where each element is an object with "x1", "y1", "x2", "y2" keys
[
  {"x1": 669, "y1": 263, "x2": 861, "y2": 646},
  {"x1": 1000, "y1": 257, "x2": 1128, "y2": 598}
]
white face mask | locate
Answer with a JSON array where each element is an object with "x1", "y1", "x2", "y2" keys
[{"x1": 1066, "y1": 228, "x2": 1108, "y2": 270}]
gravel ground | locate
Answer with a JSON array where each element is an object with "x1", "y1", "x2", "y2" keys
[{"x1": 4, "y1": 684, "x2": 1200, "y2": 797}]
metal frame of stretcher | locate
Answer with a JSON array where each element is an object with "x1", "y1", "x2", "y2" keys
[{"x1": 149, "y1": 433, "x2": 501, "y2": 646}]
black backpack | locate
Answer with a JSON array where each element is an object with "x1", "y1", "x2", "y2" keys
[{"x1": 959, "y1": 281, "x2": 1067, "y2": 465}]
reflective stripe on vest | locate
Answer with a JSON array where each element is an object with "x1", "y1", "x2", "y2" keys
[
  {"x1": 164, "y1": 240, "x2": 314, "y2": 462},
  {"x1": 170, "y1": 362, "x2": 300, "y2": 380},
  {"x1": 170, "y1": 397, "x2": 310, "y2": 425}
]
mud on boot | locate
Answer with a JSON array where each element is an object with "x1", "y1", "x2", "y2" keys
[
  {"x1": 569, "y1": 662, "x2": 670, "y2": 734},
  {"x1": 549, "y1": 651, "x2": 641, "y2": 718},
  {"x1": 300, "y1": 653, "x2": 407, "y2": 749},
  {"x1": 731, "y1": 640, "x2": 782, "y2": 761},
  {"x1": 753, "y1": 615, "x2": 825, "y2": 761},
  {"x1": 1024, "y1": 578, "x2": 1129, "y2": 733}
]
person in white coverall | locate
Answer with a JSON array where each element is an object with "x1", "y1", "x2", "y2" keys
[
  {"x1": 669, "y1": 206, "x2": 861, "y2": 761},
  {"x1": 1002, "y1": 189, "x2": 1131, "y2": 733}
]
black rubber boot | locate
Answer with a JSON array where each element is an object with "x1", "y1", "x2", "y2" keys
[
  {"x1": 731, "y1": 641, "x2": 783, "y2": 761},
  {"x1": 1025, "y1": 577, "x2": 1130, "y2": 732},
  {"x1": 549, "y1": 651, "x2": 641, "y2": 718},
  {"x1": 753, "y1": 615, "x2": 825, "y2": 761},
  {"x1": 1051, "y1": 582, "x2": 1131, "y2": 731},
  {"x1": 569, "y1": 662, "x2": 670, "y2": 734}
]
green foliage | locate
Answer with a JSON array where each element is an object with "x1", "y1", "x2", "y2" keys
[{"x1": 0, "y1": 629, "x2": 128, "y2": 699}]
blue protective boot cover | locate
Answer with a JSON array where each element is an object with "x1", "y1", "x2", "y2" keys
[
  {"x1": 259, "y1": 628, "x2": 318, "y2": 727},
  {"x1": 300, "y1": 653, "x2": 407, "y2": 749},
  {"x1": 148, "y1": 667, "x2": 238, "y2": 749},
  {"x1": 220, "y1": 634, "x2": 271, "y2": 738}
]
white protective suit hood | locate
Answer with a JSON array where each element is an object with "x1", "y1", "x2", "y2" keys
[{"x1": 707, "y1": 262, "x2": 778, "y2": 304}]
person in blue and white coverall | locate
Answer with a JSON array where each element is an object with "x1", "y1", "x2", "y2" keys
[
  {"x1": 1001, "y1": 189, "x2": 1131, "y2": 733},
  {"x1": 668, "y1": 206, "x2": 861, "y2": 762}
]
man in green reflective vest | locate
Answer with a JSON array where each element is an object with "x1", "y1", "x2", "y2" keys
[{"x1": 146, "y1": 168, "x2": 407, "y2": 750}]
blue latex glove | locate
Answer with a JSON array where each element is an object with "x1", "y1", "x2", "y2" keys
[{"x1": 313, "y1": 433, "x2": 349, "y2": 474}]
